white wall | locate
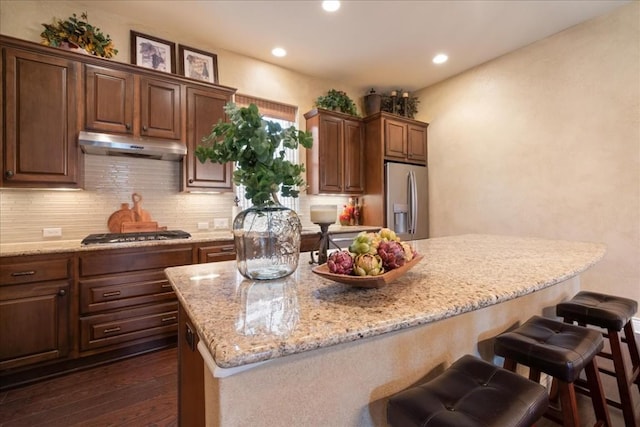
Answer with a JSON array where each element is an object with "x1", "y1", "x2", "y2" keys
[{"x1": 415, "y1": 2, "x2": 640, "y2": 305}]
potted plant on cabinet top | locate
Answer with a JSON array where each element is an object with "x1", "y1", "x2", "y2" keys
[
  {"x1": 196, "y1": 103, "x2": 313, "y2": 280},
  {"x1": 314, "y1": 89, "x2": 359, "y2": 116},
  {"x1": 40, "y1": 11, "x2": 118, "y2": 58}
]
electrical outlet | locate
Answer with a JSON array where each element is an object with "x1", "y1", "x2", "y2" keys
[
  {"x1": 42, "y1": 227, "x2": 62, "y2": 238},
  {"x1": 197, "y1": 222, "x2": 209, "y2": 230},
  {"x1": 213, "y1": 218, "x2": 229, "y2": 229}
]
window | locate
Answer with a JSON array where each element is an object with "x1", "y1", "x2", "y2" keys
[{"x1": 234, "y1": 95, "x2": 301, "y2": 212}]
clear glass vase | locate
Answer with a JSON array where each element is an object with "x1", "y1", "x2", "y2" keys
[{"x1": 233, "y1": 202, "x2": 302, "y2": 280}]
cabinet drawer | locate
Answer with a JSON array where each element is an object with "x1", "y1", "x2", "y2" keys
[
  {"x1": 80, "y1": 270, "x2": 175, "y2": 314},
  {"x1": 80, "y1": 302, "x2": 178, "y2": 351},
  {"x1": 198, "y1": 242, "x2": 236, "y2": 263},
  {"x1": 79, "y1": 246, "x2": 193, "y2": 277},
  {"x1": 0, "y1": 259, "x2": 70, "y2": 285}
]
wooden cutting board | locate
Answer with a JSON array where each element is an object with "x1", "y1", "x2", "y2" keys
[{"x1": 107, "y1": 203, "x2": 135, "y2": 233}]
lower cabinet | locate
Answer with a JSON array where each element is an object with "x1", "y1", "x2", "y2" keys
[
  {"x1": 178, "y1": 303, "x2": 205, "y2": 427},
  {"x1": 77, "y1": 245, "x2": 193, "y2": 355},
  {"x1": 0, "y1": 255, "x2": 72, "y2": 370}
]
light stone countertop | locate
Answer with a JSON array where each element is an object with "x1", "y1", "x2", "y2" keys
[
  {"x1": 164, "y1": 234, "x2": 606, "y2": 369},
  {"x1": 0, "y1": 225, "x2": 377, "y2": 257}
]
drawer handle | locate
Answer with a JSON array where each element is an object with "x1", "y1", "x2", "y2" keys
[
  {"x1": 161, "y1": 316, "x2": 177, "y2": 323},
  {"x1": 103, "y1": 290, "x2": 121, "y2": 298},
  {"x1": 220, "y1": 247, "x2": 235, "y2": 252},
  {"x1": 104, "y1": 327, "x2": 121, "y2": 334},
  {"x1": 11, "y1": 270, "x2": 36, "y2": 277},
  {"x1": 161, "y1": 283, "x2": 172, "y2": 289}
]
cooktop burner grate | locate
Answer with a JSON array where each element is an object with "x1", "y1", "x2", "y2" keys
[{"x1": 81, "y1": 230, "x2": 192, "y2": 245}]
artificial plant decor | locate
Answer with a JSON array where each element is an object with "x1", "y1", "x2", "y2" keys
[
  {"x1": 196, "y1": 102, "x2": 313, "y2": 280},
  {"x1": 41, "y1": 12, "x2": 118, "y2": 58},
  {"x1": 314, "y1": 89, "x2": 359, "y2": 116},
  {"x1": 381, "y1": 90, "x2": 420, "y2": 119},
  {"x1": 196, "y1": 102, "x2": 313, "y2": 206}
]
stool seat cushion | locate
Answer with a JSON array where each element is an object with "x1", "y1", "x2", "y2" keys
[
  {"x1": 387, "y1": 355, "x2": 548, "y2": 427},
  {"x1": 494, "y1": 315, "x2": 603, "y2": 382},
  {"x1": 556, "y1": 291, "x2": 638, "y2": 331}
]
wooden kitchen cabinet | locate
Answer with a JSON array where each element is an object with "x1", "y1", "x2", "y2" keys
[
  {"x1": 2, "y1": 45, "x2": 81, "y2": 188},
  {"x1": 366, "y1": 112, "x2": 428, "y2": 165},
  {"x1": 178, "y1": 303, "x2": 205, "y2": 427},
  {"x1": 0, "y1": 255, "x2": 73, "y2": 370},
  {"x1": 85, "y1": 65, "x2": 134, "y2": 134},
  {"x1": 85, "y1": 65, "x2": 182, "y2": 140},
  {"x1": 197, "y1": 240, "x2": 236, "y2": 263},
  {"x1": 77, "y1": 245, "x2": 194, "y2": 355},
  {"x1": 184, "y1": 86, "x2": 235, "y2": 191},
  {"x1": 305, "y1": 108, "x2": 364, "y2": 195}
]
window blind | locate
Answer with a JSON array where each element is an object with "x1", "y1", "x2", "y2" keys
[{"x1": 234, "y1": 94, "x2": 297, "y2": 122}]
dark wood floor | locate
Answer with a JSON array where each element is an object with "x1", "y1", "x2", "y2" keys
[
  {"x1": 1, "y1": 344, "x2": 638, "y2": 426},
  {"x1": 0, "y1": 348, "x2": 177, "y2": 427}
]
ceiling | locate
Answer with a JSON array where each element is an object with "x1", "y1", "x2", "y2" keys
[{"x1": 86, "y1": 0, "x2": 629, "y2": 94}]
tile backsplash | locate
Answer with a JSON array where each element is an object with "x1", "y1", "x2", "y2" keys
[{"x1": 0, "y1": 154, "x2": 351, "y2": 243}]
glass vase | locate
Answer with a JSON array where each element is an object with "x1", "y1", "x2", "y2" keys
[{"x1": 233, "y1": 202, "x2": 302, "y2": 280}]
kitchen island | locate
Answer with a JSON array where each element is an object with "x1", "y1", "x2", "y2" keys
[{"x1": 165, "y1": 234, "x2": 606, "y2": 427}]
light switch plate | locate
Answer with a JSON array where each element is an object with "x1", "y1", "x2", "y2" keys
[{"x1": 213, "y1": 218, "x2": 229, "y2": 229}]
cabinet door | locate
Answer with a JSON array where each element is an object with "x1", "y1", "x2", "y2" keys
[
  {"x1": 140, "y1": 77, "x2": 181, "y2": 140},
  {"x1": 407, "y1": 124, "x2": 427, "y2": 164},
  {"x1": 343, "y1": 119, "x2": 364, "y2": 193},
  {"x1": 85, "y1": 65, "x2": 134, "y2": 134},
  {"x1": 178, "y1": 304, "x2": 205, "y2": 427},
  {"x1": 185, "y1": 87, "x2": 232, "y2": 190},
  {"x1": 319, "y1": 114, "x2": 344, "y2": 193},
  {"x1": 384, "y1": 119, "x2": 407, "y2": 161},
  {"x1": 0, "y1": 281, "x2": 70, "y2": 370},
  {"x1": 3, "y1": 48, "x2": 80, "y2": 186}
]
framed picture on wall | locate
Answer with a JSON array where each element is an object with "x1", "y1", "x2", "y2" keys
[
  {"x1": 178, "y1": 45, "x2": 219, "y2": 84},
  {"x1": 130, "y1": 30, "x2": 176, "y2": 73}
]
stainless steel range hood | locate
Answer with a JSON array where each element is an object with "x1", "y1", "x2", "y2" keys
[{"x1": 79, "y1": 131, "x2": 187, "y2": 161}]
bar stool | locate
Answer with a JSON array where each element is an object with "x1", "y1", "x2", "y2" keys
[
  {"x1": 494, "y1": 315, "x2": 611, "y2": 427},
  {"x1": 557, "y1": 291, "x2": 640, "y2": 427},
  {"x1": 386, "y1": 354, "x2": 549, "y2": 427}
]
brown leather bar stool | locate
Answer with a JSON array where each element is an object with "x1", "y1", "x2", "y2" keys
[
  {"x1": 386, "y1": 354, "x2": 549, "y2": 427},
  {"x1": 557, "y1": 291, "x2": 640, "y2": 427},
  {"x1": 494, "y1": 315, "x2": 611, "y2": 427}
]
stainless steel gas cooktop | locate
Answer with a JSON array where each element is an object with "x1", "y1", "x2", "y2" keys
[{"x1": 81, "y1": 230, "x2": 191, "y2": 245}]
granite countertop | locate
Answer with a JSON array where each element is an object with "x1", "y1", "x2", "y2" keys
[
  {"x1": 164, "y1": 234, "x2": 606, "y2": 369},
  {"x1": 0, "y1": 225, "x2": 378, "y2": 257}
]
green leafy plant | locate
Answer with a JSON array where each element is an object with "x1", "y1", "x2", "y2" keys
[
  {"x1": 195, "y1": 103, "x2": 313, "y2": 206},
  {"x1": 314, "y1": 89, "x2": 359, "y2": 116},
  {"x1": 41, "y1": 12, "x2": 118, "y2": 58},
  {"x1": 381, "y1": 89, "x2": 420, "y2": 119}
]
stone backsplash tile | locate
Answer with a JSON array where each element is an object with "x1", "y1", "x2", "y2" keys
[{"x1": 0, "y1": 155, "x2": 352, "y2": 243}]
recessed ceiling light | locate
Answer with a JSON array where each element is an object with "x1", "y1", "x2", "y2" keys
[
  {"x1": 322, "y1": 1, "x2": 340, "y2": 12},
  {"x1": 433, "y1": 53, "x2": 448, "y2": 64},
  {"x1": 272, "y1": 47, "x2": 287, "y2": 57}
]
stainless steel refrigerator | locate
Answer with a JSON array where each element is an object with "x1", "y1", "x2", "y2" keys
[{"x1": 385, "y1": 162, "x2": 429, "y2": 241}]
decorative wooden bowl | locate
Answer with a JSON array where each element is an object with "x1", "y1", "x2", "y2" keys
[{"x1": 311, "y1": 254, "x2": 423, "y2": 288}]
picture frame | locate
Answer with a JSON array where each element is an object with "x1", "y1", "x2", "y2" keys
[
  {"x1": 178, "y1": 45, "x2": 219, "y2": 84},
  {"x1": 130, "y1": 31, "x2": 176, "y2": 73}
]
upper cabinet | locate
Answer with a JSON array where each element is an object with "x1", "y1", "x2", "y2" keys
[
  {"x1": 1, "y1": 35, "x2": 238, "y2": 190},
  {"x1": 2, "y1": 46, "x2": 82, "y2": 188},
  {"x1": 184, "y1": 86, "x2": 234, "y2": 191},
  {"x1": 365, "y1": 113, "x2": 428, "y2": 165},
  {"x1": 305, "y1": 109, "x2": 364, "y2": 195},
  {"x1": 85, "y1": 65, "x2": 181, "y2": 141}
]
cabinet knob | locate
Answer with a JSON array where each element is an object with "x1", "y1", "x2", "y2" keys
[
  {"x1": 125, "y1": 123, "x2": 131, "y2": 130},
  {"x1": 58, "y1": 289, "x2": 67, "y2": 296},
  {"x1": 188, "y1": 179, "x2": 194, "y2": 184},
  {"x1": 142, "y1": 125, "x2": 148, "y2": 132},
  {"x1": 5, "y1": 170, "x2": 14, "y2": 179}
]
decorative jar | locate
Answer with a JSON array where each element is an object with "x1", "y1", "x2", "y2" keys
[{"x1": 233, "y1": 202, "x2": 302, "y2": 280}]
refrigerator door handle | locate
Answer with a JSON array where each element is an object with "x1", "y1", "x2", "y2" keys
[{"x1": 409, "y1": 171, "x2": 417, "y2": 235}]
